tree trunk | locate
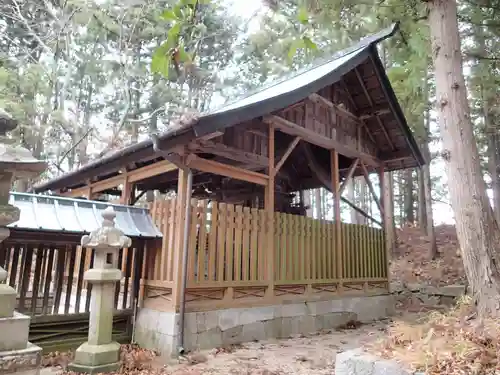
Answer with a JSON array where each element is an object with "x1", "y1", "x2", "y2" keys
[
  {"x1": 396, "y1": 171, "x2": 404, "y2": 226},
  {"x1": 427, "y1": 0, "x2": 500, "y2": 317},
  {"x1": 303, "y1": 189, "x2": 313, "y2": 217},
  {"x1": 315, "y1": 188, "x2": 322, "y2": 219},
  {"x1": 418, "y1": 168, "x2": 427, "y2": 229},
  {"x1": 421, "y1": 67, "x2": 438, "y2": 258},
  {"x1": 404, "y1": 169, "x2": 414, "y2": 224},
  {"x1": 347, "y1": 178, "x2": 357, "y2": 224},
  {"x1": 356, "y1": 177, "x2": 367, "y2": 225}
]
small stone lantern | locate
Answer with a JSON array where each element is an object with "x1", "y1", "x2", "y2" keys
[{"x1": 68, "y1": 207, "x2": 131, "y2": 374}]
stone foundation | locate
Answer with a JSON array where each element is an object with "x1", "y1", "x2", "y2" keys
[
  {"x1": 0, "y1": 343, "x2": 43, "y2": 375},
  {"x1": 391, "y1": 283, "x2": 467, "y2": 308},
  {"x1": 135, "y1": 294, "x2": 394, "y2": 356}
]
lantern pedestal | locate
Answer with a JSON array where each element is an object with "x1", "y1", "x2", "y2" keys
[{"x1": 68, "y1": 208, "x2": 130, "y2": 374}]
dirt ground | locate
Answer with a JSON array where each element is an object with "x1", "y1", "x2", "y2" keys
[
  {"x1": 45, "y1": 315, "x2": 423, "y2": 375},
  {"x1": 159, "y1": 321, "x2": 388, "y2": 375}
]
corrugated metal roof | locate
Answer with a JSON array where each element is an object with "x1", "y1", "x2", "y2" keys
[{"x1": 7, "y1": 192, "x2": 162, "y2": 238}]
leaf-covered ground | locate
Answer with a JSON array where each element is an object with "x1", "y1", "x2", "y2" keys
[
  {"x1": 370, "y1": 296, "x2": 500, "y2": 375},
  {"x1": 390, "y1": 224, "x2": 466, "y2": 287}
]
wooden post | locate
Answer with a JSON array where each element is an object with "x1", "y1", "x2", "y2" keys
[
  {"x1": 265, "y1": 124, "x2": 275, "y2": 298},
  {"x1": 120, "y1": 175, "x2": 133, "y2": 205},
  {"x1": 172, "y1": 168, "x2": 188, "y2": 311},
  {"x1": 331, "y1": 150, "x2": 342, "y2": 284}
]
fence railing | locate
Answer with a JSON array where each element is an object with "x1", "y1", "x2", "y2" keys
[
  {"x1": 148, "y1": 198, "x2": 387, "y2": 291},
  {"x1": 0, "y1": 235, "x2": 145, "y2": 317}
]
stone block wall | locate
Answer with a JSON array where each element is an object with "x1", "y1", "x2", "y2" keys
[
  {"x1": 135, "y1": 294, "x2": 394, "y2": 357},
  {"x1": 391, "y1": 282, "x2": 467, "y2": 308}
]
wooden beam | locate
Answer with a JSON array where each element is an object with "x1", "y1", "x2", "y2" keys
[
  {"x1": 358, "y1": 103, "x2": 391, "y2": 119},
  {"x1": 341, "y1": 196, "x2": 382, "y2": 226},
  {"x1": 274, "y1": 136, "x2": 300, "y2": 176},
  {"x1": 308, "y1": 92, "x2": 378, "y2": 148},
  {"x1": 339, "y1": 158, "x2": 359, "y2": 195},
  {"x1": 353, "y1": 68, "x2": 396, "y2": 152},
  {"x1": 309, "y1": 93, "x2": 359, "y2": 123},
  {"x1": 61, "y1": 159, "x2": 178, "y2": 198},
  {"x1": 191, "y1": 140, "x2": 269, "y2": 167},
  {"x1": 187, "y1": 155, "x2": 268, "y2": 186},
  {"x1": 337, "y1": 82, "x2": 378, "y2": 147},
  {"x1": 128, "y1": 160, "x2": 178, "y2": 183},
  {"x1": 266, "y1": 123, "x2": 276, "y2": 295},
  {"x1": 379, "y1": 149, "x2": 411, "y2": 162},
  {"x1": 263, "y1": 115, "x2": 381, "y2": 167},
  {"x1": 359, "y1": 160, "x2": 383, "y2": 215}
]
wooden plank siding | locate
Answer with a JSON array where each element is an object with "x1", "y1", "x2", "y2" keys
[{"x1": 144, "y1": 198, "x2": 389, "y2": 312}]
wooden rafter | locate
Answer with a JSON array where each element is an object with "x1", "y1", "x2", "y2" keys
[
  {"x1": 263, "y1": 115, "x2": 381, "y2": 167},
  {"x1": 359, "y1": 160, "x2": 383, "y2": 215},
  {"x1": 338, "y1": 81, "x2": 378, "y2": 146},
  {"x1": 358, "y1": 103, "x2": 391, "y2": 119},
  {"x1": 353, "y1": 67, "x2": 395, "y2": 151},
  {"x1": 339, "y1": 158, "x2": 359, "y2": 195},
  {"x1": 187, "y1": 154, "x2": 268, "y2": 186},
  {"x1": 190, "y1": 140, "x2": 269, "y2": 168},
  {"x1": 274, "y1": 136, "x2": 300, "y2": 177},
  {"x1": 379, "y1": 149, "x2": 410, "y2": 163}
]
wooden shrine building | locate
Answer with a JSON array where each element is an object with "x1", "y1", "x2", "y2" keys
[{"x1": 32, "y1": 23, "x2": 424, "y2": 353}]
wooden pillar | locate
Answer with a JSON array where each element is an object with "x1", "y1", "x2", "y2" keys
[
  {"x1": 120, "y1": 175, "x2": 133, "y2": 205},
  {"x1": 265, "y1": 124, "x2": 275, "y2": 297},
  {"x1": 172, "y1": 168, "x2": 188, "y2": 311},
  {"x1": 331, "y1": 150, "x2": 342, "y2": 283}
]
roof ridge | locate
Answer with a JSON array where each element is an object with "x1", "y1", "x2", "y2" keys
[{"x1": 208, "y1": 23, "x2": 399, "y2": 115}]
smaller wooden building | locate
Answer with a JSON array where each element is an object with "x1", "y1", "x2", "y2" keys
[{"x1": 33, "y1": 23, "x2": 424, "y2": 319}]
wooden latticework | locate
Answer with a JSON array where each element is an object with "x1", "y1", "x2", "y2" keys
[
  {"x1": 145, "y1": 198, "x2": 389, "y2": 312},
  {"x1": 0, "y1": 232, "x2": 149, "y2": 352}
]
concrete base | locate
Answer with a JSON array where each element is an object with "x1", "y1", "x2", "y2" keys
[
  {"x1": 135, "y1": 294, "x2": 394, "y2": 357},
  {"x1": 67, "y1": 362, "x2": 120, "y2": 375},
  {"x1": 0, "y1": 342, "x2": 42, "y2": 375},
  {"x1": 68, "y1": 341, "x2": 121, "y2": 374},
  {"x1": 0, "y1": 312, "x2": 31, "y2": 351}
]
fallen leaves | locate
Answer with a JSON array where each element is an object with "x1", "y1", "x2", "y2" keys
[
  {"x1": 370, "y1": 296, "x2": 500, "y2": 375},
  {"x1": 391, "y1": 224, "x2": 466, "y2": 287},
  {"x1": 50, "y1": 344, "x2": 158, "y2": 375}
]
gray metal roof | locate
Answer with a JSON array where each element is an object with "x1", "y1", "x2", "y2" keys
[
  {"x1": 211, "y1": 48, "x2": 365, "y2": 115},
  {"x1": 7, "y1": 192, "x2": 162, "y2": 238}
]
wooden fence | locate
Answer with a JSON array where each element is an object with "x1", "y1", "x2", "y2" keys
[
  {"x1": 0, "y1": 231, "x2": 147, "y2": 352},
  {"x1": 145, "y1": 198, "x2": 388, "y2": 311}
]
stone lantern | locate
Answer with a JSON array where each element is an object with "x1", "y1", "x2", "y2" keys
[
  {"x1": 68, "y1": 207, "x2": 131, "y2": 374},
  {"x1": 0, "y1": 109, "x2": 47, "y2": 375}
]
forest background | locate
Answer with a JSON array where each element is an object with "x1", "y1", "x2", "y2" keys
[{"x1": 2, "y1": 0, "x2": 498, "y2": 232}]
